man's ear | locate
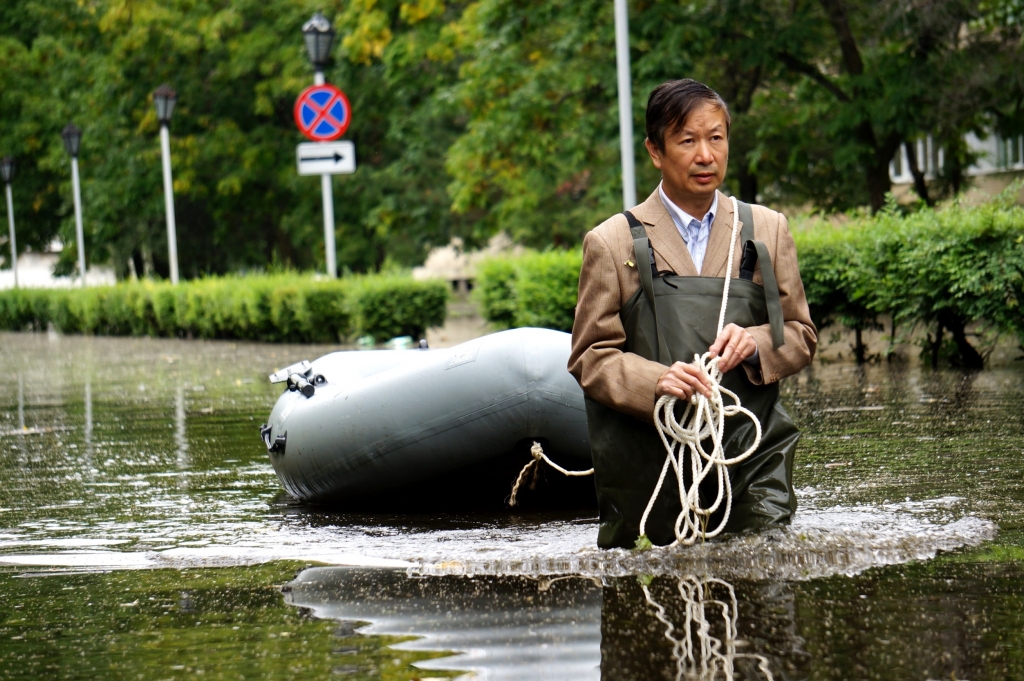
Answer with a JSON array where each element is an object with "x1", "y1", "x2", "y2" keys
[{"x1": 644, "y1": 138, "x2": 663, "y2": 170}]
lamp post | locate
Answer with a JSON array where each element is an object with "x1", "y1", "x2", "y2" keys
[
  {"x1": 153, "y1": 84, "x2": 180, "y2": 284},
  {"x1": 1, "y1": 156, "x2": 16, "y2": 288},
  {"x1": 303, "y1": 12, "x2": 335, "y2": 88},
  {"x1": 61, "y1": 123, "x2": 88, "y2": 286},
  {"x1": 302, "y1": 12, "x2": 339, "y2": 278},
  {"x1": 613, "y1": 0, "x2": 636, "y2": 210}
]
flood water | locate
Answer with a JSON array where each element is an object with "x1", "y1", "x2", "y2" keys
[{"x1": 1, "y1": 331, "x2": 1022, "y2": 680}]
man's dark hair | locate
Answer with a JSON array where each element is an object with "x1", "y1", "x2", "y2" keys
[{"x1": 645, "y1": 79, "x2": 731, "y2": 152}]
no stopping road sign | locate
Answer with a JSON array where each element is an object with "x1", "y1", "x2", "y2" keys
[{"x1": 294, "y1": 84, "x2": 351, "y2": 142}]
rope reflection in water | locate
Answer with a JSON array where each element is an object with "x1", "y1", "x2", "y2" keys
[{"x1": 641, "y1": 575, "x2": 773, "y2": 681}]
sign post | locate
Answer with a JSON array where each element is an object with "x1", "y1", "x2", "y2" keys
[{"x1": 294, "y1": 83, "x2": 353, "y2": 279}]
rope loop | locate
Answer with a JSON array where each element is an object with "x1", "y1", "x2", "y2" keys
[{"x1": 639, "y1": 196, "x2": 763, "y2": 548}]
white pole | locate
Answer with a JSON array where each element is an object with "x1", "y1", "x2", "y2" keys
[
  {"x1": 312, "y1": 68, "x2": 337, "y2": 278},
  {"x1": 321, "y1": 173, "x2": 337, "y2": 278},
  {"x1": 4, "y1": 183, "x2": 16, "y2": 289},
  {"x1": 160, "y1": 124, "x2": 180, "y2": 284},
  {"x1": 71, "y1": 156, "x2": 87, "y2": 286},
  {"x1": 614, "y1": 0, "x2": 637, "y2": 210}
]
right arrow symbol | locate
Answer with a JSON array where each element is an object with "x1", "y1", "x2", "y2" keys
[{"x1": 303, "y1": 153, "x2": 346, "y2": 163}]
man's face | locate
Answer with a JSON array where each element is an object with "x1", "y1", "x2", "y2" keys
[{"x1": 645, "y1": 102, "x2": 729, "y2": 209}]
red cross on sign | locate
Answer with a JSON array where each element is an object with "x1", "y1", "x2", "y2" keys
[{"x1": 293, "y1": 84, "x2": 352, "y2": 142}]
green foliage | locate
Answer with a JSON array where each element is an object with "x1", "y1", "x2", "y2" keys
[
  {"x1": 474, "y1": 257, "x2": 519, "y2": 330},
  {"x1": 0, "y1": 274, "x2": 448, "y2": 343},
  {"x1": 350, "y1": 275, "x2": 449, "y2": 341},
  {"x1": 479, "y1": 200, "x2": 1024, "y2": 366},
  {"x1": 513, "y1": 250, "x2": 583, "y2": 332},
  {"x1": 475, "y1": 249, "x2": 582, "y2": 332},
  {"x1": 1, "y1": 0, "x2": 1021, "y2": 278}
]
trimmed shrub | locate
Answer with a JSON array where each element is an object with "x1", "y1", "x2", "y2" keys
[
  {"x1": 474, "y1": 257, "x2": 519, "y2": 330},
  {"x1": 351, "y1": 276, "x2": 449, "y2": 341},
  {"x1": 0, "y1": 274, "x2": 448, "y2": 344},
  {"x1": 477, "y1": 196, "x2": 1024, "y2": 366},
  {"x1": 513, "y1": 250, "x2": 583, "y2": 332},
  {"x1": 476, "y1": 249, "x2": 582, "y2": 333}
]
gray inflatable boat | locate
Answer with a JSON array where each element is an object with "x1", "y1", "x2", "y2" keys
[{"x1": 260, "y1": 328, "x2": 593, "y2": 507}]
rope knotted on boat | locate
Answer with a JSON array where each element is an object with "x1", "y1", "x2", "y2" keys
[
  {"x1": 508, "y1": 441, "x2": 593, "y2": 507},
  {"x1": 640, "y1": 196, "x2": 762, "y2": 547}
]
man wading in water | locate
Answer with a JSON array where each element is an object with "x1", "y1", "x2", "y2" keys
[{"x1": 568, "y1": 79, "x2": 817, "y2": 549}]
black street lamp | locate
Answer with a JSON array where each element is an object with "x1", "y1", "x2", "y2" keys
[
  {"x1": 1, "y1": 156, "x2": 17, "y2": 288},
  {"x1": 302, "y1": 12, "x2": 335, "y2": 84},
  {"x1": 61, "y1": 123, "x2": 88, "y2": 284},
  {"x1": 153, "y1": 85, "x2": 179, "y2": 284},
  {"x1": 61, "y1": 123, "x2": 82, "y2": 158},
  {"x1": 153, "y1": 84, "x2": 178, "y2": 126}
]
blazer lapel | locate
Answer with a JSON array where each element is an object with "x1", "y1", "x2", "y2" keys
[
  {"x1": 701, "y1": 190, "x2": 738, "y2": 277},
  {"x1": 632, "y1": 188, "x2": 698, "y2": 277}
]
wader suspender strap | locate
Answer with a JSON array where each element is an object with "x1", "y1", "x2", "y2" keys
[
  {"x1": 623, "y1": 211, "x2": 669, "y2": 362},
  {"x1": 736, "y1": 202, "x2": 786, "y2": 350},
  {"x1": 623, "y1": 202, "x2": 786, "y2": 357}
]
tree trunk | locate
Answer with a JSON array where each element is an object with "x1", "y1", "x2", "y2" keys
[
  {"x1": 853, "y1": 327, "x2": 866, "y2": 363},
  {"x1": 939, "y1": 311, "x2": 984, "y2": 369},
  {"x1": 904, "y1": 140, "x2": 934, "y2": 206},
  {"x1": 930, "y1": 319, "x2": 943, "y2": 369},
  {"x1": 886, "y1": 316, "x2": 897, "y2": 362},
  {"x1": 737, "y1": 163, "x2": 758, "y2": 204}
]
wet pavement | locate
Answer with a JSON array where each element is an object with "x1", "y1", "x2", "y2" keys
[{"x1": 1, "y1": 331, "x2": 1022, "y2": 679}]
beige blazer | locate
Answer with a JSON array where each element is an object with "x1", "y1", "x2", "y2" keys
[{"x1": 568, "y1": 188, "x2": 817, "y2": 423}]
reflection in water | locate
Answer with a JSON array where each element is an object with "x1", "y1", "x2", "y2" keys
[
  {"x1": 174, "y1": 385, "x2": 189, "y2": 470},
  {"x1": 601, "y1": 575, "x2": 804, "y2": 681},
  {"x1": 287, "y1": 568, "x2": 805, "y2": 681},
  {"x1": 286, "y1": 567, "x2": 602, "y2": 680},
  {"x1": 84, "y1": 380, "x2": 92, "y2": 459},
  {"x1": 640, "y1": 576, "x2": 773, "y2": 681},
  {"x1": 17, "y1": 372, "x2": 24, "y2": 431}
]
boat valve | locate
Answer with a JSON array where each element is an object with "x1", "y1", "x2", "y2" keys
[
  {"x1": 289, "y1": 373, "x2": 315, "y2": 397},
  {"x1": 269, "y1": 360, "x2": 324, "y2": 398}
]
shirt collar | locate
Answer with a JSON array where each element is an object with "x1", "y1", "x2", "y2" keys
[{"x1": 659, "y1": 183, "x2": 718, "y2": 236}]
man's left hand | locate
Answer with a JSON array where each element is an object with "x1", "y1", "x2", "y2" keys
[{"x1": 708, "y1": 323, "x2": 756, "y2": 373}]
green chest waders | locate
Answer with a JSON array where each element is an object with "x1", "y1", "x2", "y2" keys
[{"x1": 585, "y1": 202, "x2": 800, "y2": 549}]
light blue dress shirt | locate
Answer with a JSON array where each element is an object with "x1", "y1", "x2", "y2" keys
[{"x1": 659, "y1": 183, "x2": 717, "y2": 274}]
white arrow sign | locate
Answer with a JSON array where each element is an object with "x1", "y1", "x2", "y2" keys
[{"x1": 296, "y1": 141, "x2": 356, "y2": 176}]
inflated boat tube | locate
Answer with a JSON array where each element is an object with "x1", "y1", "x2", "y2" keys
[{"x1": 261, "y1": 327, "x2": 591, "y2": 504}]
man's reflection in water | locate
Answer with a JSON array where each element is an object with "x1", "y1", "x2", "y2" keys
[
  {"x1": 285, "y1": 568, "x2": 810, "y2": 680},
  {"x1": 601, "y1": 575, "x2": 809, "y2": 681}
]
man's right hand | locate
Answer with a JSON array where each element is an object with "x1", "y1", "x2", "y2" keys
[{"x1": 655, "y1": 362, "x2": 712, "y2": 401}]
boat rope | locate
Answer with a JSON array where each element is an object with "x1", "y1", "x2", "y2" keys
[
  {"x1": 639, "y1": 196, "x2": 763, "y2": 547},
  {"x1": 508, "y1": 441, "x2": 593, "y2": 507},
  {"x1": 641, "y1": 575, "x2": 774, "y2": 680}
]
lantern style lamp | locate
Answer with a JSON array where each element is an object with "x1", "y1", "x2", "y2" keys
[
  {"x1": 61, "y1": 123, "x2": 82, "y2": 158},
  {"x1": 153, "y1": 85, "x2": 180, "y2": 284},
  {"x1": 61, "y1": 123, "x2": 88, "y2": 284},
  {"x1": 302, "y1": 12, "x2": 335, "y2": 84},
  {"x1": 2, "y1": 156, "x2": 17, "y2": 288},
  {"x1": 153, "y1": 84, "x2": 178, "y2": 126},
  {"x1": 0, "y1": 156, "x2": 13, "y2": 184}
]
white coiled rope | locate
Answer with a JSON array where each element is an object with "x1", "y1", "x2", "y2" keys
[{"x1": 639, "y1": 196, "x2": 762, "y2": 547}]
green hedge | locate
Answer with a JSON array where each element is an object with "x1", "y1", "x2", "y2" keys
[
  {"x1": 474, "y1": 250, "x2": 583, "y2": 332},
  {"x1": 0, "y1": 274, "x2": 448, "y2": 344},
  {"x1": 476, "y1": 196, "x2": 1024, "y2": 366}
]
